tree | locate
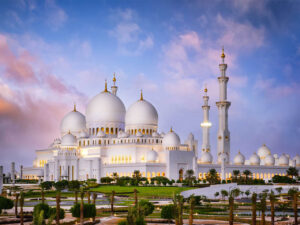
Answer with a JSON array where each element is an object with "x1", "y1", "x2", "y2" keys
[
  {"x1": 68, "y1": 180, "x2": 80, "y2": 191},
  {"x1": 54, "y1": 180, "x2": 68, "y2": 191},
  {"x1": 188, "y1": 195, "x2": 195, "y2": 225},
  {"x1": 110, "y1": 190, "x2": 115, "y2": 215},
  {"x1": 232, "y1": 170, "x2": 240, "y2": 181},
  {"x1": 275, "y1": 187, "x2": 283, "y2": 195},
  {"x1": 40, "y1": 181, "x2": 53, "y2": 190},
  {"x1": 133, "y1": 170, "x2": 141, "y2": 185},
  {"x1": 71, "y1": 203, "x2": 96, "y2": 219},
  {"x1": 286, "y1": 167, "x2": 299, "y2": 178},
  {"x1": 214, "y1": 192, "x2": 219, "y2": 198},
  {"x1": 15, "y1": 193, "x2": 19, "y2": 217},
  {"x1": 0, "y1": 196, "x2": 14, "y2": 212},
  {"x1": 269, "y1": 191, "x2": 276, "y2": 225},
  {"x1": 185, "y1": 169, "x2": 195, "y2": 186},
  {"x1": 288, "y1": 188, "x2": 299, "y2": 225},
  {"x1": 251, "y1": 193, "x2": 257, "y2": 225},
  {"x1": 20, "y1": 191, "x2": 24, "y2": 225},
  {"x1": 259, "y1": 194, "x2": 267, "y2": 225},
  {"x1": 134, "y1": 189, "x2": 138, "y2": 206},
  {"x1": 245, "y1": 190, "x2": 251, "y2": 198},
  {"x1": 80, "y1": 190, "x2": 84, "y2": 225},
  {"x1": 87, "y1": 191, "x2": 91, "y2": 204},
  {"x1": 243, "y1": 170, "x2": 251, "y2": 183},
  {"x1": 56, "y1": 191, "x2": 61, "y2": 225},
  {"x1": 229, "y1": 195, "x2": 234, "y2": 225},
  {"x1": 172, "y1": 194, "x2": 183, "y2": 225},
  {"x1": 161, "y1": 205, "x2": 175, "y2": 224},
  {"x1": 112, "y1": 172, "x2": 119, "y2": 183},
  {"x1": 206, "y1": 169, "x2": 220, "y2": 185},
  {"x1": 220, "y1": 189, "x2": 228, "y2": 200}
]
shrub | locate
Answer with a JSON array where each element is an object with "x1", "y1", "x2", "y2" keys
[
  {"x1": 68, "y1": 180, "x2": 80, "y2": 191},
  {"x1": 71, "y1": 203, "x2": 96, "y2": 218},
  {"x1": 0, "y1": 196, "x2": 14, "y2": 211},
  {"x1": 161, "y1": 204, "x2": 174, "y2": 221},
  {"x1": 272, "y1": 175, "x2": 295, "y2": 184},
  {"x1": 101, "y1": 177, "x2": 113, "y2": 184},
  {"x1": 118, "y1": 220, "x2": 128, "y2": 225},
  {"x1": 137, "y1": 200, "x2": 154, "y2": 216},
  {"x1": 48, "y1": 207, "x2": 65, "y2": 219},
  {"x1": 33, "y1": 203, "x2": 50, "y2": 219}
]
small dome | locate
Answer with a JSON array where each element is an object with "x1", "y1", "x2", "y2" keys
[
  {"x1": 79, "y1": 131, "x2": 89, "y2": 138},
  {"x1": 293, "y1": 155, "x2": 300, "y2": 166},
  {"x1": 257, "y1": 144, "x2": 271, "y2": 159},
  {"x1": 125, "y1": 94, "x2": 158, "y2": 131},
  {"x1": 136, "y1": 131, "x2": 143, "y2": 137},
  {"x1": 249, "y1": 153, "x2": 260, "y2": 165},
  {"x1": 160, "y1": 132, "x2": 165, "y2": 137},
  {"x1": 152, "y1": 131, "x2": 160, "y2": 137},
  {"x1": 200, "y1": 152, "x2": 213, "y2": 164},
  {"x1": 278, "y1": 154, "x2": 289, "y2": 166},
  {"x1": 61, "y1": 133, "x2": 77, "y2": 146},
  {"x1": 162, "y1": 129, "x2": 180, "y2": 149},
  {"x1": 264, "y1": 154, "x2": 275, "y2": 166},
  {"x1": 97, "y1": 130, "x2": 106, "y2": 138},
  {"x1": 273, "y1": 154, "x2": 279, "y2": 159},
  {"x1": 86, "y1": 89, "x2": 126, "y2": 129},
  {"x1": 60, "y1": 107, "x2": 86, "y2": 136},
  {"x1": 233, "y1": 151, "x2": 245, "y2": 165},
  {"x1": 147, "y1": 149, "x2": 158, "y2": 162},
  {"x1": 283, "y1": 153, "x2": 290, "y2": 159}
]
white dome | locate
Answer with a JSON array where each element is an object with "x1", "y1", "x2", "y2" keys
[
  {"x1": 97, "y1": 130, "x2": 106, "y2": 138},
  {"x1": 264, "y1": 154, "x2": 275, "y2": 166},
  {"x1": 233, "y1": 151, "x2": 245, "y2": 165},
  {"x1": 61, "y1": 133, "x2": 77, "y2": 146},
  {"x1": 249, "y1": 153, "x2": 260, "y2": 165},
  {"x1": 79, "y1": 131, "x2": 89, "y2": 138},
  {"x1": 152, "y1": 131, "x2": 160, "y2": 137},
  {"x1": 86, "y1": 90, "x2": 126, "y2": 128},
  {"x1": 200, "y1": 152, "x2": 213, "y2": 164},
  {"x1": 257, "y1": 144, "x2": 271, "y2": 159},
  {"x1": 60, "y1": 107, "x2": 86, "y2": 136},
  {"x1": 162, "y1": 129, "x2": 180, "y2": 149},
  {"x1": 293, "y1": 155, "x2": 300, "y2": 166},
  {"x1": 278, "y1": 154, "x2": 289, "y2": 166},
  {"x1": 147, "y1": 149, "x2": 158, "y2": 162},
  {"x1": 125, "y1": 96, "x2": 158, "y2": 131}
]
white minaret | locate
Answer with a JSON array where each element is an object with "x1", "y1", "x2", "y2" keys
[
  {"x1": 111, "y1": 73, "x2": 118, "y2": 95},
  {"x1": 216, "y1": 48, "x2": 231, "y2": 164},
  {"x1": 0, "y1": 166, "x2": 3, "y2": 194},
  {"x1": 200, "y1": 86, "x2": 211, "y2": 153}
]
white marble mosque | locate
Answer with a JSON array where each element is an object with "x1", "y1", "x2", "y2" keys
[{"x1": 19, "y1": 49, "x2": 300, "y2": 183}]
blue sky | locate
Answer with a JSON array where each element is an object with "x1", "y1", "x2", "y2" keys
[{"x1": 0, "y1": 0, "x2": 300, "y2": 170}]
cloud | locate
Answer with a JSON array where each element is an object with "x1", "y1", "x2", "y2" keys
[
  {"x1": 109, "y1": 9, "x2": 154, "y2": 55},
  {"x1": 45, "y1": 0, "x2": 67, "y2": 30}
]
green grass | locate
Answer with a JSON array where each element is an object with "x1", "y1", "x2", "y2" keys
[{"x1": 90, "y1": 185, "x2": 196, "y2": 198}]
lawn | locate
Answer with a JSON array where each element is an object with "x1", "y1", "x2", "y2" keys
[{"x1": 90, "y1": 185, "x2": 196, "y2": 198}]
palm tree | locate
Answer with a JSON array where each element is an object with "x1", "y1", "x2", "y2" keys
[
  {"x1": 133, "y1": 189, "x2": 138, "y2": 206},
  {"x1": 110, "y1": 190, "x2": 115, "y2": 215},
  {"x1": 15, "y1": 193, "x2": 19, "y2": 217},
  {"x1": 133, "y1": 170, "x2": 141, "y2": 185},
  {"x1": 112, "y1": 172, "x2": 118, "y2": 183},
  {"x1": 75, "y1": 190, "x2": 78, "y2": 204},
  {"x1": 292, "y1": 192, "x2": 298, "y2": 225},
  {"x1": 260, "y1": 194, "x2": 267, "y2": 225},
  {"x1": 189, "y1": 195, "x2": 195, "y2": 225},
  {"x1": 286, "y1": 167, "x2": 298, "y2": 178},
  {"x1": 206, "y1": 169, "x2": 220, "y2": 185},
  {"x1": 80, "y1": 190, "x2": 84, "y2": 225},
  {"x1": 41, "y1": 186, "x2": 45, "y2": 204},
  {"x1": 92, "y1": 192, "x2": 97, "y2": 222},
  {"x1": 220, "y1": 189, "x2": 228, "y2": 200},
  {"x1": 269, "y1": 191, "x2": 276, "y2": 225},
  {"x1": 252, "y1": 193, "x2": 257, "y2": 225},
  {"x1": 232, "y1": 170, "x2": 240, "y2": 181},
  {"x1": 56, "y1": 191, "x2": 61, "y2": 225},
  {"x1": 214, "y1": 192, "x2": 219, "y2": 199},
  {"x1": 245, "y1": 190, "x2": 251, "y2": 198},
  {"x1": 185, "y1": 169, "x2": 195, "y2": 186},
  {"x1": 275, "y1": 187, "x2": 282, "y2": 195},
  {"x1": 172, "y1": 194, "x2": 183, "y2": 225},
  {"x1": 87, "y1": 191, "x2": 91, "y2": 204},
  {"x1": 243, "y1": 170, "x2": 251, "y2": 183},
  {"x1": 229, "y1": 195, "x2": 234, "y2": 225}
]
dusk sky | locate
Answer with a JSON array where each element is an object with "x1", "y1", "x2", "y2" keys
[{"x1": 0, "y1": 0, "x2": 300, "y2": 171}]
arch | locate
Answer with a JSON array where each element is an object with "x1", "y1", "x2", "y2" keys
[
  {"x1": 96, "y1": 127, "x2": 99, "y2": 134},
  {"x1": 146, "y1": 129, "x2": 149, "y2": 135},
  {"x1": 79, "y1": 141, "x2": 81, "y2": 146},
  {"x1": 98, "y1": 140, "x2": 101, "y2": 145},
  {"x1": 152, "y1": 172, "x2": 155, "y2": 177},
  {"x1": 106, "y1": 127, "x2": 109, "y2": 134},
  {"x1": 157, "y1": 172, "x2": 160, "y2": 176},
  {"x1": 179, "y1": 169, "x2": 183, "y2": 182},
  {"x1": 101, "y1": 127, "x2": 104, "y2": 131},
  {"x1": 115, "y1": 128, "x2": 118, "y2": 134},
  {"x1": 92, "y1": 128, "x2": 95, "y2": 135},
  {"x1": 142, "y1": 129, "x2": 145, "y2": 134},
  {"x1": 111, "y1": 127, "x2": 114, "y2": 134},
  {"x1": 162, "y1": 172, "x2": 165, "y2": 176}
]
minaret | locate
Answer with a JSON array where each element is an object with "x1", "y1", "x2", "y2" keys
[
  {"x1": 111, "y1": 73, "x2": 118, "y2": 95},
  {"x1": 200, "y1": 86, "x2": 211, "y2": 153},
  {"x1": 216, "y1": 47, "x2": 231, "y2": 164}
]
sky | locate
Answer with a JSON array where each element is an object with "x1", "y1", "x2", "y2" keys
[{"x1": 0, "y1": 0, "x2": 300, "y2": 171}]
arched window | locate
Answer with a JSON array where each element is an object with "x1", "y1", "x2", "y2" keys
[
  {"x1": 106, "y1": 127, "x2": 109, "y2": 134},
  {"x1": 152, "y1": 172, "x2": 155, "y2": 177},
  {"x1": 87, "y1": 140, "x2": 90, "y2": 145},
  {"x1": 98, "y1": 140, "x2": 101, "y2": 145},
  {"x1": 156, "y1": 139, "x2": 158, "y2": 143},
  {"x1": 101, "y1": 127, "x2": 104, "y2": 131},
  {"x1": 79, "y1": 141, "x2": 81, "y2": 146},
  {"x1": 115, "y1": 128, "x2": 118, "y2": 134},
  {"x1": 157, "y1": 172, "x2": 160, "y2": 176},
  {"x1": 92, "y1": 128, "x2": 95, "y2": 135},
  {"x1": 142, "y1": 129, "x2": 145, "y2": 134},
  {"x1": 111, "y1": 127, "x2": 114, "y2": 134}
]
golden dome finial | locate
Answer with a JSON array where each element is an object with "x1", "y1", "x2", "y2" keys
[
  {"x1": 104, "y1": 79, "x2": 108, "y2": 92},
  {"x1": 140, "y1": 89, "x2": 143, "y2": 101},
  {"x1": 170, "y1": 127, "x2": 173, "y2": 132},
  {"x1": 221, "y1": 46, "x2": 225, "y2": 59},
  {"x1": 204, "y1": 84, "x2": 208, "y2": 93},
  {"x1": 113, "y1": 73, "x2": 116, "y2": 84},
  {"x1": 73, "y1": 103, "x2": 76, "y2": 112}
]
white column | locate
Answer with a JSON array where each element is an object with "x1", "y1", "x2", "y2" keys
[
  {"x1": 11, "y1": 162, "x2": 15, "y2": 184},
  {"x1": 216, "y1": 48, "x2": 231, "y2": 164},
  {"x1": 0, "y1": 166, "x2": 3, "y2": 194},
  {"x1": 200, "y1": 88, "x2": 211, "y2": 153},
  {"x1": 20, "y1": 165, "x2": 23, "y2": 180},
  {"x1": 221, "y1": 153, "x2": 226, "y2": 181}
]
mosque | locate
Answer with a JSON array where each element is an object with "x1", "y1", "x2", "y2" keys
[{"x1": 22, "y1": 49, "x2": 300, "y2": 183}]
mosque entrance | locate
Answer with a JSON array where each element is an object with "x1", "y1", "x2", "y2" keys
[{"x1": 179, "y1": 169, "x2": 183, "y2": 182}]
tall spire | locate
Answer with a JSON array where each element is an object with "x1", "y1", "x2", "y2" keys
[
  {"x1": 73, "y1": 103, "x2": 76, "y2": 112},
  {"x1": 113, "y1": 72, "x2": 116, "y2": 85},
  {"x1": 221, "y1": 46, "x2": 225, "y2": 63},
  {"x1": 111, "y1": 73, "x2": 118, "y2": 95},
  {"x1": 140, "y1": 89, "x2": 143, "y2": 101},
  {"x1": 201, "y1": 85, "x2": 211, "y2": 153},
  {"x1": 104, "y1": 79, "x2": 108, "y2": 92}
]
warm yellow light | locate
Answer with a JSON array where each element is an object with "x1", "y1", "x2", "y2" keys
[{"x1": 201, "y1": 122, "x2": 212, "y2": 127}]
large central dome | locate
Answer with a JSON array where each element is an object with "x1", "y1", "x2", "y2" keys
[{"x1": 86, "y1": 85, "x2": 126, "y2": 135}]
